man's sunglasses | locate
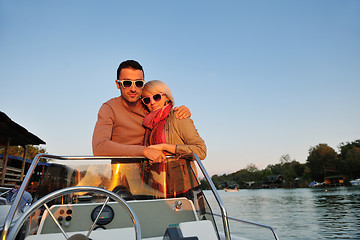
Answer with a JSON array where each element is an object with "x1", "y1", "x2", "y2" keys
[
  {"x1": 141, "y1": 93, "x2": 166, "y2": 105},
  {"x1": 117, "y1": 80, "x2": 145, "y2": 89}
]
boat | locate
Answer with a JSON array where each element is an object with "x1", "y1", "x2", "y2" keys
[
  {"x1": 308, "y1": 181, "x2": 325, "y2": 188},
  {"x1": 350, "y1": 178, "x2": 360, "y2": 186},
  {"x1": 0, "y1": 154, "x2": 279, "y2": 240},
  {"x1": 224, "y1": 188, "x2": 239, "y2": 192}
]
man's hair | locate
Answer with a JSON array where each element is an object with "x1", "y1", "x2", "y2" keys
[{"x1": 116, "y1": 60, "x2": 144, "y2": 79}]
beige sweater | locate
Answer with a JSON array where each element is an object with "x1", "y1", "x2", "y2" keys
[{"x1": 92, "y1": 96, "x2": 146, "y2": 156}]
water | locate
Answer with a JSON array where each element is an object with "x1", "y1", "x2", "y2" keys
[{"x1": 204, "y1": 187, "x2": 360, "y2": 240}]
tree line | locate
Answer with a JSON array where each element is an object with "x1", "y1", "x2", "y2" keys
[
  {"x1": 201, "y1": 139, "x2": 360, "y2": 189},
  {"x1": 0, "y1": 145, "x2": 46, "y2": 160},
  {"x1": 2, "y1": 140, "x2": 359, "y2": 190}
]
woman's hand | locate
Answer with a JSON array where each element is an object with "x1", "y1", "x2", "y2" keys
[{"x1": 148, "y1": 144, "x2": 176, "y2": 154}]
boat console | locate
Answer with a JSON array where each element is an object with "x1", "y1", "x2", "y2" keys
[{"x1": 38, "y1": 198, "x2": 198, "y2": 237}]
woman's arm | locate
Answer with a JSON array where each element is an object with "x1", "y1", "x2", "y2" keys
[
  {"x1": 148, "y1": 112, "x2": 206, "y2": 159},
  {"x1": 173, "y1": 117, "x2": 207, "y2": 160}
]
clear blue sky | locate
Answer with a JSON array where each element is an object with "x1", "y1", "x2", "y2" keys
[{"x1": 1, "y1": 1, "x2": 359, "y2": 175}]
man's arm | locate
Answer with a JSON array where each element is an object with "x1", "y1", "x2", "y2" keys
[
  {"x1": 92, "y1": 104, "x2": 144, "y2": 156},
  {"x1": 92, "y1": 103, "x2": 166, "y2": 162}
]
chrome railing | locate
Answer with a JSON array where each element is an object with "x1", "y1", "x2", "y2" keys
[
  {"x1": 209, "y1": 212, "x2": 280, "y2": 240},
  {"x1": 192, "y1": 154, "x2": 232, "y2": 240},
  {"x1": 192, "y1": 154, "x2": 280, "y2": 240}
]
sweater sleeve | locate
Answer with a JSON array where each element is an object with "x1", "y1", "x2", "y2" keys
[
  {"x1": 173, "y1": 117, "x2": 207, "y2": 160},
  {"x1": 92, "y1": 103, "x2": 145, "y2": 156}
]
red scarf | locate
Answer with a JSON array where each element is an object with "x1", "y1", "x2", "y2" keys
[
  {"x1": 142, "y1": 104, "x2": 173, "y2": 146},
  {"x1": 141, "y1": 104, "x2": 173, "y2": 196}
]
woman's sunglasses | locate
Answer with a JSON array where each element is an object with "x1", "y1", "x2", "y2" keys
[
  {"x1": 116, "y1": 80, "x2": 145, "y2": 89},
  {"x1": 142, "y1": 93, "x2": 166, "y2": 105}
]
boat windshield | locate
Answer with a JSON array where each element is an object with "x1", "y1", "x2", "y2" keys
[
  {"x1": 33, "y1": 156, "x2": 202, "y2": 202},
  {"x1": 24, "y1": 155, "x2": 215, "y2": 226}
]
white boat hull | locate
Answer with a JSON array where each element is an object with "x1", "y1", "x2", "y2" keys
[{"x1": 350, "y1": 179, "x2": 360, "y2": 186}]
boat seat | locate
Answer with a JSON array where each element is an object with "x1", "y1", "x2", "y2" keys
[
  {"x1": 163, "y1": 226, "x2": 198, "y2": 240},
  {"x1": 179, "y1": 220, "x2": 218, "y2": 240}
]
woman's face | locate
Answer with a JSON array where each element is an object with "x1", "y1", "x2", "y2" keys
[{"x1": 142, "y1": 91, "x2": 170, "y2": 112}]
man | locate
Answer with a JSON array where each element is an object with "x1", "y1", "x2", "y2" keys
[{"x1": 92, "y1": 60, "x2": 190, "y2": 162}]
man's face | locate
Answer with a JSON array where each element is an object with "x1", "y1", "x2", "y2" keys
[{"x1": 116, "y1": 68, "x2": 144, "y2": 103}]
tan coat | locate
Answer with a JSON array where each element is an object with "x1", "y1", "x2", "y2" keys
[
  {"x1": 163, "y1": 110, "x2": 206, "y2": 195},
  {"x1": 164, "y1": 110, "x2": 206, "y2": 160}
]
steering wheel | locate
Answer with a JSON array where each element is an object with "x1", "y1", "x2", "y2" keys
[{"x1": 6, "y1": 186, "x2": 141, "y2": 240}]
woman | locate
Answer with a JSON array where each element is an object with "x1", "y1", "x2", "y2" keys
[{"x1": 141, "y1": 80, "x2": 206, "y2": 197}]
